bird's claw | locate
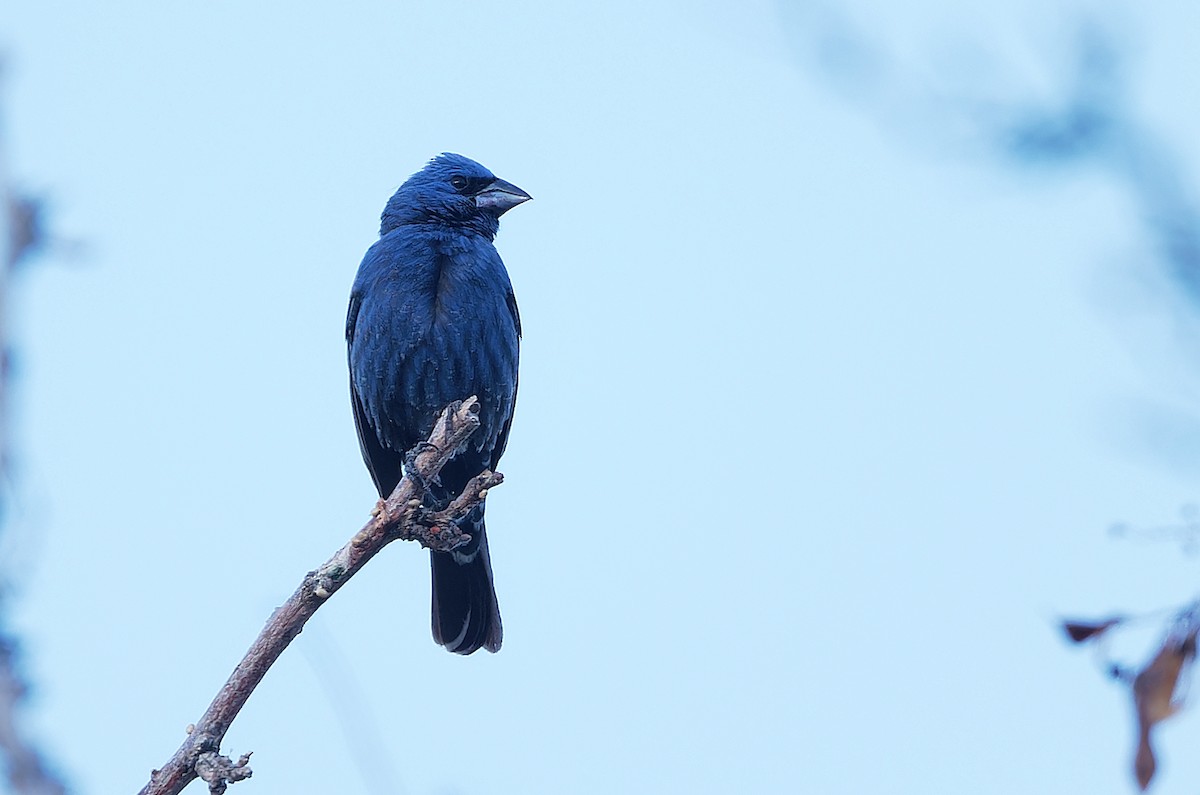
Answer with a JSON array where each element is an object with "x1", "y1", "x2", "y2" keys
[{"x1": 404, "y1": 441, "x2": 440, "y2": 498}]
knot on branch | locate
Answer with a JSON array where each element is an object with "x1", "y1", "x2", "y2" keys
[{"x1": 194, "y1": 750, "x2": 252, "y2": 794}]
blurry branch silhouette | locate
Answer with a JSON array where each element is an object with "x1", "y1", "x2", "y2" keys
[
  {"x1": 1109, "y1": 503, "x2": 1200, "y2": 554},
  {"x1": 783, "y1": 6, "x2": 1200, "y2": 789},
  {"x1": 137, "y1": 397, "x2": 502, "y2": 795},
  {"x1": 998, "y1": 31, "x2": 1200, "y2": 793},
  {"x1": 784, "y1": 6, "x2": 1200, "y2": 307},
  {"x1": 991, "y1": 30, "x2": 1200, "y2": 306},
  {"x1": 782, "y1": 5, "x2": 1200, "y2": 790},
  {"x1": 300, "y1": 623, "x2": 406, "y2": 794},
  {"x1": 0, "y1": 73, "x2": 67, "y2": 795}
]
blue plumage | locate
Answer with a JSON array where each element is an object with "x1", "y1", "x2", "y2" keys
[{"x1": 347, "y1": 153, "x2": 528, "y2": 654}]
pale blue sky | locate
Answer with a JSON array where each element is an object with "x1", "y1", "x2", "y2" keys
[{"x1": 4, "y1": 1, "x2": 1200, "y2": 793}]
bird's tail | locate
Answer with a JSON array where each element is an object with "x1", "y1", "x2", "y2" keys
[{"x1": 430, "y1": 510, "x2": 502, "y2": 654}]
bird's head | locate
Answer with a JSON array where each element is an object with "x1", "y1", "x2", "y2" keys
[{"x1": 380, "y1": 153, "x2": 531, "y2": 240}]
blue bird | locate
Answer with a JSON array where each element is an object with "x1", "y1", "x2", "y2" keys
[{"x1": 346, "y1": 153, "x2": 529, "y2": 654}]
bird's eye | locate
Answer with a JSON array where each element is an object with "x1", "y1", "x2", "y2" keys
[{"x1": 450, "y1": 175, "x2": 468, "y2": 191}]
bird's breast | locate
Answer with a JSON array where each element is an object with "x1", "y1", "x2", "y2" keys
[{"x1": 375, "y1": 253, "x2": 515, "y2": 443}]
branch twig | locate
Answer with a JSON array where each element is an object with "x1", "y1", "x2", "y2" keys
[{"x1": 137, "y1": 397, "x2": 499, "y2": 795}]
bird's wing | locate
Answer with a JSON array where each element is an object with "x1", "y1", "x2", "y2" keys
[
  {"x1": 346, "y1": 289, "x2": 402, "y2": 496},
  {"x1": 506, "y1": 287, "x2": 522, "y2": 339},
  {"x1": 488, "y1": 287, "x2": 522, "y2": 471}
]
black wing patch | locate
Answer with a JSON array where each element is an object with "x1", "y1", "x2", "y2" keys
[
  {"x1": 488, "y1": 288, "x2": 521, "y2": 470},
  {"x1": 347, "y1": 291, "x2": 402, "y2": 496}
]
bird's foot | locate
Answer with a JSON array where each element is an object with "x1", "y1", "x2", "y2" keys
[
  {"x1": 413, "y1": 508, "x2": 472, "y2": 553},
  {"x1": 387, "y1": 497, "x2": 467, "y2": 552},
  {"x1": 403, "y1": 441, "x2": 440, "y2": 497}
]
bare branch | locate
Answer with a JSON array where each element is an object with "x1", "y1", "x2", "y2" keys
[{"x1": 137, "y1": 397, "x2": 499, "y2": 795}]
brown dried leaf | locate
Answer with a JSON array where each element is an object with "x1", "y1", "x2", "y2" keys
[
  {"x1": 1134, "y1": 729, "x2": 1155, "y2": 791},
  {"x1": 1131, "y1": 628, "x2": 1198, "y2": 790}
]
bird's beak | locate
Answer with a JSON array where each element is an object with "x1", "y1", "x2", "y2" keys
[{"x1": 475, "y1": 178, "x2": 532, "y2": 214}]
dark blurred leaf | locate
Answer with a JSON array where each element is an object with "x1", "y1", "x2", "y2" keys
[{"x1": 1061, "y1": 617, "x2": 1121, "y2": 643}]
